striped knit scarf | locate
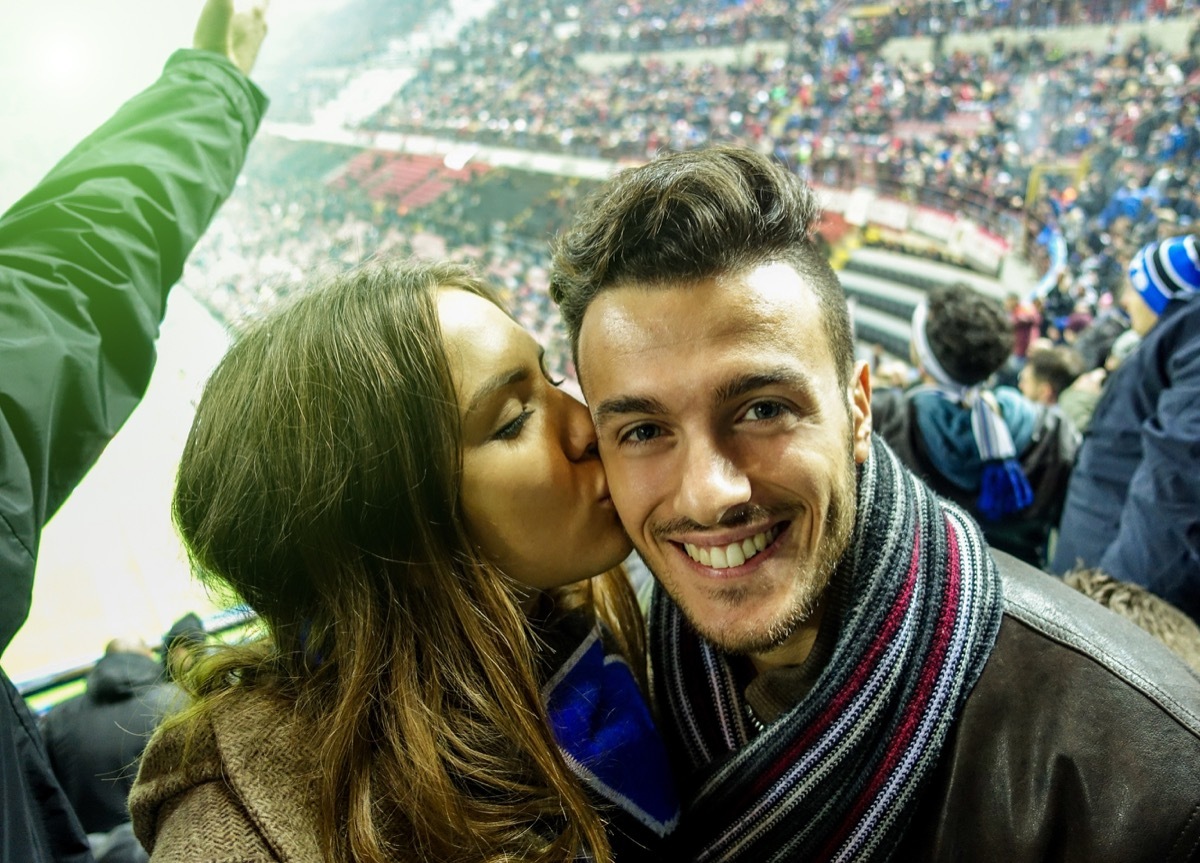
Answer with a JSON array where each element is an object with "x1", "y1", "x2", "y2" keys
[{"x1": 651, "y1": 437, "x2": 1003, "y2": 862}]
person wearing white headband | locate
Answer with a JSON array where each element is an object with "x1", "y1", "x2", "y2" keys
[
  {"x1": 872, "y1": 283, "x2": 1080, "y2": 569},
  {"x1": 1053, "y1": 234, "x2": 1200, "y2": 623}
]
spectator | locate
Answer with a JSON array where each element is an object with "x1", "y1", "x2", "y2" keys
[
  {"x1": 1070, "y1": 303, "x2": 1131, "y2": 371},
  {"x1": 872, "y1": 283, "x2": 1080, "y2": 568},
  {"x1": 40, "y1": 639, "x2": 183, "y2": 836},
  {"x1": 1053, "y1": 235, "x2": 1200, "y2": 621},
  {"x1": 0, "y1": 1, "x2": 268, "y2": 859},
  {"x1": 161, "y1": 613, "x2": 207, "y2": 681},
  {"x1": 1056, "y1": 327, "x2": 1142, "y2": 433},
  {"x1": 552, "y1": 146, "x2": 1200, "y2": 861},
  {"x1": 1019, "y1": 343, "x2": 1085, "y2": 405},
  {"x1": 1005, "y1": 291, "x2": 1042, "y2": 359}
]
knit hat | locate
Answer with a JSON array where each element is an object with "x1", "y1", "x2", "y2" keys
[
  {"x1": 1128, "y1": 234, "x2": 1200, "y2": 316},
  {"x1": 911, "y1": 300, "x2": 1034, "y2": 521}
]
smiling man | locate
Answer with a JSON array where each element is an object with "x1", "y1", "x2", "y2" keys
[{"x1": 550, "y1": 146, "x2": 1200, "y2": 862}]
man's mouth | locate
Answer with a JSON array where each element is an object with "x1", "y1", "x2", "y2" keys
[{"x1": 680, "y1": 524, "x2": 784, "y2": 570}]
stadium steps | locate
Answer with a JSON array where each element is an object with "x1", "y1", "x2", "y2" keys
[
  {"x1": 842, "y1": 247, "x2": 1016, "y2": 358},
  {"x1": 851, "y1": 303, "x2": 912, "y2": 358},
  {"x1": 845, "y1": 247, "x2": 1009, "y2": 301},
  {"x1": 841, "y1": 269, "x2": 924, "y2": 322}
]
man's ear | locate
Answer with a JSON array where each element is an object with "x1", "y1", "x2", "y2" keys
[{"x1": 849, "y1": 360, "x2": 872, "y2": 463}]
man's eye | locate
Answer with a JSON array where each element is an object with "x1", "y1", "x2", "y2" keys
[
  {"x1": 745, "y1": 401, "x2": 788, "y2": 421},
  {"x1": 494, "y1": 409, "x2": 532, "y2": 441},
  {"x1": 621, "y1": 424, "x2": 661, "y2": 444}
]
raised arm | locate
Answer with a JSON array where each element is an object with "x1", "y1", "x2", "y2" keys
[{"x1": 0, "y1": 0, "x2": 269, "y2": 654}]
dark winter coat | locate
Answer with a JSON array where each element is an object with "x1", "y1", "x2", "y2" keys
[
  {"x1": 1053, "y1": 295, "x2": 1200, "y2": 621},
  {"x1": 40, "y1": 654, "x2": 183, "y2": 834}
]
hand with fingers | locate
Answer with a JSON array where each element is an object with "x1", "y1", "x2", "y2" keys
[{"x1": 193, "y1": 0, "x2": 269, "y2": 75}]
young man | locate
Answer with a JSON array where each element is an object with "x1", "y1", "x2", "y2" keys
[
  {"x1": 1052, "y1": 234, "x2": 1200, "y2": 621},
  {"x1": 872, "y1": 284, "x2": 1079, "y2": 569},
  {"x1": 1019, "y1": 343, "x2": 1085, "y2": 405},
  {"x1": 551, "y1": 146, "x2": 1200, "y2": 861},
  {"x1": 0, "y1": 2, "x2": 268, "y2": 858}
]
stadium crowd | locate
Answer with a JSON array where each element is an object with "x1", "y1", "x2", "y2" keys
[
  {"x1": 9, "y1": 0, "x2": 1200, "y2": 859},
  {"x1": 179, "y1": 2, "x2": 1200, "y2": 384}
]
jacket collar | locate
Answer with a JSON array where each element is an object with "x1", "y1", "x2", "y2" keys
[{"x1": 210, "y1": 692, "x2": 323, "y2": 862}]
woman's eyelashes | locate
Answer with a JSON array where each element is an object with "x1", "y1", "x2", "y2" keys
[
  {"x1": 493, "y1": 409, "x2": 533, "y2": 441},
  {"x1": 539, "y1": 356, "x2": 564, "y2": 387},
  {"x1": 491, "y1": 355, "x2": 562, "y2": 442}
]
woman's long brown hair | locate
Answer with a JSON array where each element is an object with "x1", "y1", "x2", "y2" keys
[{"x1": 170, "y1": 260, "x2": 644, "y2": 862}]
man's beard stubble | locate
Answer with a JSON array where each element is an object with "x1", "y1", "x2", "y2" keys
[{"x1": 643, "y1": 441, "x2": 860, "y2": 657}]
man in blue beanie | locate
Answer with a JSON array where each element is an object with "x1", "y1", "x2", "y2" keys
[{"x1": 1053, "y1": 234, "x2": 1200, "y2": 620}]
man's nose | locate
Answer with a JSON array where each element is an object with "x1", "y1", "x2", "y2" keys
[{"x1": 675, "y1": 438, "x2": 751, "y2": 526}]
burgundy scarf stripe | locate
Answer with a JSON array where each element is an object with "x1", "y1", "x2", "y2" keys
[
  {"x1": 743, "y1": 538, "x2": 923, "y2": 803},
  {"x1": 652, "y1": 438, "x2": 1003, "y2": 862},
  {"x1": 820, "y1": 515, "x2": 967, "y2": 859}
]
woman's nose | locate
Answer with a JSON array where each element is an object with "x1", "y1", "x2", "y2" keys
[{"x1": 559, "y1": 388, "x2": 599, "y2": 462}]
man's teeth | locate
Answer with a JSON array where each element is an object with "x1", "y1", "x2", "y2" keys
[{"x1": 683, "y1": 527, "x2": 779, "y2": 570}]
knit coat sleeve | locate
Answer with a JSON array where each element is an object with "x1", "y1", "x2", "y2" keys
[{"x1": 0, "y1": 49, "x2": 266, "y2": 654}]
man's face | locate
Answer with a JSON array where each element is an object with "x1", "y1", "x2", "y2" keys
[
  {"x1": 1121, "y1": 284, "x2": 1159, "y2": 336},
  {"x1": 578, "y1": 263, "x2": 872, "y2": 657},
  {"x1": 1018, "y1": 363, "x2": 1051, "y2": 405}
]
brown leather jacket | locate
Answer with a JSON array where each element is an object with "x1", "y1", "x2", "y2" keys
[{"x1": 895, "y1": 554, "x2": 1200, "y2": 861}]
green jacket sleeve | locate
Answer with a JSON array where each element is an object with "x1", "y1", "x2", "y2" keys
[{"x1": 0, "y1": 48, "x2": 267, "y2": 654}]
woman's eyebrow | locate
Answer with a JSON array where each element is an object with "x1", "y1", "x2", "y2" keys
[{"x1": 467, "y1": 367, "x2": 530, "y2": 415}]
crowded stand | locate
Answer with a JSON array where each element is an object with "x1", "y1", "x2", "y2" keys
[
  {"x1": 9, "y1": 0, "x2": 1200, "y2": 858},
  {"x1": 512, "y1": 0, "x2": 802, "y2": 53},
  {"x1": 885, "y1": 0, "x2": 1195, "y2": 36},
  {"x1": 175, "y1": 0, "x2": 1200, "y2": 395},
  {"x1": 180, "y1": 137, "x2": 594, "y2": 378}
]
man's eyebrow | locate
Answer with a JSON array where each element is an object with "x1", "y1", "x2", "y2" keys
[
  {"x1": 592, "y1": 394, "x2": 671, "y2": 426},
  {"x1": 714, "y1": 368, "x2": 817, "y2": 405},
  {"x1": 592, "y1": 368, "x2": 816, "y2": 426},
  {"x1": 466, "y1": 367, "x2": 530, "y2": 416}
]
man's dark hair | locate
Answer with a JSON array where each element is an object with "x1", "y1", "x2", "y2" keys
[
  {"x1": 1025, "y1": 344, "x2": 1084, "y2": 399},
  {"x1": 924, "y1": 282, "x2": 1014, "y2": 386},
  {"x1": 550, "y1": 145, "x2": 854, "y2": 387}
]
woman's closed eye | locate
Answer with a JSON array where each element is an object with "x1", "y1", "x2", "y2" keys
[{"x1": 493, "y1": 409, "x2": 533, "y2": 441}]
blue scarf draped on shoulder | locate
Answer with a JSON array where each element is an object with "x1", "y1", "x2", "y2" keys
[{"x1": 536, "y1": 607, "x2": 680, "y2": 859}]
